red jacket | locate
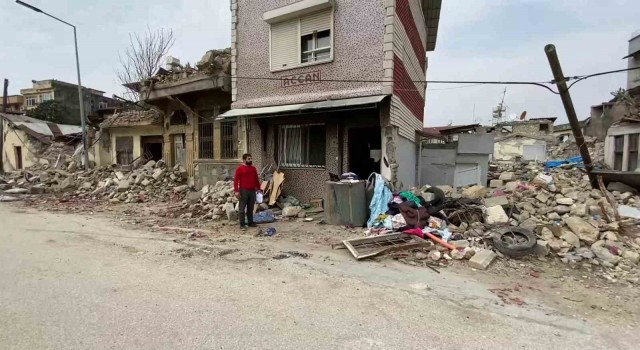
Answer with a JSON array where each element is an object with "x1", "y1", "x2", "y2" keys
[{"x1": 234, "y1": 164, "x2": 260, "y2": 192}]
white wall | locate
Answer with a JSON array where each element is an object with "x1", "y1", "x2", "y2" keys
[
  {"x1": 2, "y1": 120, "x2": 47, "y2": 172},
  {"x1": 395, "y1": 134, "x2": 417, "y2": 189}
]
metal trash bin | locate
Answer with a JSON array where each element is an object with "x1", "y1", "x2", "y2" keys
[{"x1": 324, "y1": 180, "x2": 366, "y2": 226}]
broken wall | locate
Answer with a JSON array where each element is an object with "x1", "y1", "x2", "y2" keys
[
  {"x1": 2, "y1": 121, "x2": 48, "y2": 172},
  {"x1": 494, "y1": 138, "x2": 546, "y2": 162},
  {"x1": 108, "y1": 126, "x2": 164, "y2": 165}
]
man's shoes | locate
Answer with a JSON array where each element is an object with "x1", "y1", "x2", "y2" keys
[
  {"x1": 248, "y1": 223, "x2": 258, "y2": 228},
  {"x1": 240, "y1": 225, "x2": 247, "y2": 231}
]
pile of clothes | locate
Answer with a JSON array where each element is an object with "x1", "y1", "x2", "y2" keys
[{"x1": 364, "y1": 174, "x2": 451, "y2": 242}]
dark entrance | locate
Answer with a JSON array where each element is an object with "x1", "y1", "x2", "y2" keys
[
  {"x1": 141, "y1": 135, "x2": 163, "y2": 162},
  {"x1": 348, "y1": 126, "x2": 381, "y2": 180}
]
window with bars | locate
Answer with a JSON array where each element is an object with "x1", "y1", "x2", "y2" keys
[
  {"x1": 614, "y1": 135, "x2": 624, "y2": 170},
  {"x1": 221, "y1": 121, "x2": 238, "y2": 159},
  {"x1": 115, "y1": 136, "x2": 134, "y2": 165},
  {"x1": 629, "y1": 133, "x2": 639, "y2": 171},
  {"x1": 198, "y1": 110, "x2": 215, "y2": 159},
  {"x1": 278, "y1": 124, "x2": 326, "y2": 168}
]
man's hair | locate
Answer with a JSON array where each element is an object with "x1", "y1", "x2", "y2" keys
[{"x1": 242, "y1": 153, "x2": 252, "y2": 160}]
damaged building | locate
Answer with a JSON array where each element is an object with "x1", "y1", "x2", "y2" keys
[
  {"x1": 95, "y1": 49, "x2": 232, "y2": 185},
  {"x1": 1, "y1": 113, "x2": 81, "y2": 172},
  {"x1": 492, "y1": 118, "x2": 555, "y2": 162},
  {"x1": 218, "y1": 0, "x2": 442, "y2": 202}
]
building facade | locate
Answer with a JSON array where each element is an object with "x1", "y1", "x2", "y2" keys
[
  {"x1": 1, "y1": 113, "x2": 81, "y2": 172},
  {"x1": 0, "y1": 95, "x2": 24, "y2": 113},
  {"x1": 95, "y1": 50, "x2": 233, "y2": 186},
  {"x1": 220, "y1": 0, "x2": 441, "y2": 202},
  {"x1": 20, "y1": 79, "x2": 118, "y2": 125}
]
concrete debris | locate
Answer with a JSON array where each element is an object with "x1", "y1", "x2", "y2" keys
[
  {"x1": 484, "y1": 205, "x2": 509, "y2": 224},
  {"x1": 468, "y1": 249, "x2": 497, "y2": 270}
]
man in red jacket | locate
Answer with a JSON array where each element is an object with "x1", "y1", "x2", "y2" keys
[{"x1": 234, "y1": 153, "x2": 260, "y2": 230}]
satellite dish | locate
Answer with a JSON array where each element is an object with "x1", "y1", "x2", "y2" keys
[{"x1": 519, "y1": 111, "x2": 527, "y2": 120}]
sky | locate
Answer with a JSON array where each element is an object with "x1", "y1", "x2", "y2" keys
[{"x1": 1, "y1": 0, "x2": 638, "y2": 127}]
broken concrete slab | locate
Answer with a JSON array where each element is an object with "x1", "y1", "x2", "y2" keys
[
  {"x1": 484, "y1": 196, "x2": 509, "y2": 208},
  {"x1": 534, "y1": 240, "x2": 550, "y2": 256},
  {"x1": 556, "y1": 197, "x2": 574, "y2": 205},
  {"x1": 117, "y1": 180, "x2": 130, "y2": 192},
  {"x1": 462, "y1": 185, "x2": 487, "y2": 199},
  {"x1": 553, "y1": 205, "x2": 571, "y2": 215},
  {"x1": 484, "y1": 205, "x2": 509, "y2": 224},
  {"x1": 535, "y1": 192, "x2": 550, "y2": 203},
  {"x1": 3, "y1": 188, "x2": 28, "y2": 194},
  {"x1": 174, "y1": 185, "x2": 189, "y2": 193},
  {"x1": 499, "y1": 172, "x2": 515, "y2": 181},
  {"x1": 570, "y1": 203, "x2": 587, "y2": 216},
  {"x1": 152, "y1": 168, "x2": 164, "y2": 180},
  {"x1": 565, "y1": 217, "x2": 599, "y2": 245},
  {"x1": 560, "y1": 229, "x2": 581, "y2": 249},
  {"x1": 618, "y1": 205, "x2": 640, "y2": 219},
  {"x1": 489, "y1": 179, "x2": 503, "y2": 188},
  {"x1": 0, "y1": 195, "x2": 20, "y2": 202},
  {"x1": 468, "y1": 249, "x2": 497, "y2": 270}
]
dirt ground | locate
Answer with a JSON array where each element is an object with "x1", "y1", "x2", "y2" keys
[{"x1": 20, "y1": 195, "x2": 640, "y2": 329}]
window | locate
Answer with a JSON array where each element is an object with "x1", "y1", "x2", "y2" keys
[
  {"x1": 539, "y1": 124, "x2": 549, "y2": 132},
  {"x1": 221, "y1": 121, "x2": 238, "y2": 159},
  {"x1": 99, "y1": 101, "x2": 109, "y2": 109},
  {"x1": 629, "y1": 134, "x2": 639, "y2": 171},
  {"x1": 115, "y1": 136, "x2": 134, "y2": 165},
  {"x1": 278, "y1": 124, "x2": 326, "y2": 168},
  {"x1": 614, "y1": 135, "x2": 624, "y2": 170},
  {"x1": 198, "y1": 110, "x2": 215, "y2": 159},
  {"x1": 26, "y1": 97, "x2": 37, "y2": 107},
  {"x1": 269, "y1": 8, "x2": 332, "y2": 70},
  {"x1": 170, "y1": 110, "x2": 187, "y2": 125},
  {"x1": 301, "y1": 30, "x2": 331, "y2": 63}
]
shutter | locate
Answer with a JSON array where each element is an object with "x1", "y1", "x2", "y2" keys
[
  {"x1": 300, "y1": 8, "x2": 331, "y2": 36},
  {"x1": 270, "y1": 18, "x2": 299, "y2": 70}
]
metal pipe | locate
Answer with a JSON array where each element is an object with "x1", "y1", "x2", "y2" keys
[
  {"x1": 544, "y1": 44, "x2": 596, "y2": 185},
  {"x1": 1, "y1": 79, "x2": 8, "y2": 173}
]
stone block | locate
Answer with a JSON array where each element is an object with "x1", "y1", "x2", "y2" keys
[
  {"x1": 484, "y1": 205, "x2": 509, "y2": 224},
  {"x1": 117, "y1": 180, "x2": 130, "y2": 192},
  {"x1": 468, "y1": 249, "x2": 497, "y2": 270},
  {"x1": 484, "y1": 196, "x2": 509, "y2": 208},
  {"x1": 498, "y1": 172, "x2": 515, "y2": 181},
  {"x1": 565, "y1": 217, "x2": 598, "y2": 245},
  {"x1": 556, "y1": 197, "x2": 574, "y2": 205},
  {"x1": 462, "y1": 185, "x2": 487, "y2": 199},
  {"x1": 607, "y1": 182, "x2": 637, "y2": 194},
  {"x1": 489, "y1": 179, "x2": 503, "y2": 188},
  {"x1": 534, "y1": 240, "x2": 550, "y2": 256}
]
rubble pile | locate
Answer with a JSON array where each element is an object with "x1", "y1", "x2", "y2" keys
[
  {"x1": 0, "y1": 159, "x2": 189, "y2": 204},
  {"x1": 428, "y1": 160, "x2": 640, "y2": 282},
  {"x1": 547, "y1": 137, "x2": 605, "y2": 165}
]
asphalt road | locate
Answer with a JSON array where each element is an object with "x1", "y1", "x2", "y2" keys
[{"x1": 0, "y1": 204, "x2": 637, "y2": 349}]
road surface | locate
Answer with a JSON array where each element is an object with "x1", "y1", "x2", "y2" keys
[{"x1": 0, "y1": 204, "x2": 636, "y2": 349}]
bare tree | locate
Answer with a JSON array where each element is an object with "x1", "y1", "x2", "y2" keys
[{"x1": 117, "y1": 27, "x2": 175, "y2": 102}]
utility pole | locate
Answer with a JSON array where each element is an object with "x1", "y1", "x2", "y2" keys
[
  {"x1": 544, "y1": 44, "x2": 596, "y2": 185},
  {"x1": 1, "y1": 78, "x2": 8, "y2": 174},
  {"x1": 16, "y1": 0, "x2": 90, "y2": 169}
]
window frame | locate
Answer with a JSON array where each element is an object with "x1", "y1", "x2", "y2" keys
[
  {"x1": 277, "y1": 123, "x2": 326, "y2": 169},
  {"x1": 115, "y1": 136, "x2": 134, "y2": 165},
  {"x1": 26, "y1": 97, "x2": 37, "y2": 107},
  {"x1": 269, "y1": 9, "x2": 334, "y2": 72}
]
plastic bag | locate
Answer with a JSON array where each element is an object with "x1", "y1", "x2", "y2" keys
[{"x1": 256, "y1": 191, "x2": 264, "y2": 204}]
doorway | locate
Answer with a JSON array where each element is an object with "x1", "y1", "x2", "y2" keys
[
  {"x1": 14, "y1": 146, "x2": 23, "y2": 169},
  {"x1": 173, "y1": 134, "x2": 186, "y2": 167},
  {"x1": 348, "y1": 126, "x2": 381, "y2": 180},
  {"x1": 141, "y1": 136, "x2": 164, "y2": 162}
]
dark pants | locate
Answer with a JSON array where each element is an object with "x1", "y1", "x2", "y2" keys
[{"x1": 238, "y1": 189, "x2": 256, "y2": 226}]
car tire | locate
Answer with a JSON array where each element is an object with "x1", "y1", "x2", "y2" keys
[{"x1": 492, "y1": 227, "x2": 537, "y2": 258}]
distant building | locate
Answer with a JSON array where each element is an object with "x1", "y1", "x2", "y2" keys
[
  {"x1": 20, "y1": 79, "x2": 118, "y2": 125},
  {"x1": 491, "y1": 118, "x2": 555, "y2": 162},
  {"x1": 0, "y1": 95, "x2": 24, "y2": 113},
  {"x1": 626, "y1": 29, "x2": 640, "y2": 95}
]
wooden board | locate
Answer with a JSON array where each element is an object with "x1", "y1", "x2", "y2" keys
[
  {"x1": 269, "y1": 171, "x2": 285, "y2": 206},
  {"x1": 342, "y1": 233, "x2": 429, "y2": 260}
]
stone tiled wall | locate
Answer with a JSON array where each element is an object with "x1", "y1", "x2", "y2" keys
[
  {"x1": 233, "y1": 0, "x2": 387, "y2": 108},
  {"x1": 194, "y1": 161, "x2": 239, "y2": 188}
]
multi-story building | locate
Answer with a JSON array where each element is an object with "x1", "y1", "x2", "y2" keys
[
  {"x1": 218, "y1": 0, "x2": 442, "y2": 202},
  {"x1": 20, "y1": 79, "x2": 118, "y2": 125},
  {"x1": 0, "y1": 95, "x2": 24, "y2": 113}
]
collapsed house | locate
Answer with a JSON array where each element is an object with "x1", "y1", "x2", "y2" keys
[
  {"x1": 1, "y1": 113, "x2": 81, "y2": 172},
  {"x1": 94, "y1": 49, "x2": 232, "y2": 186},
  {"x1": 492, "y1": 118, "x2": 555, "y2": 162}
]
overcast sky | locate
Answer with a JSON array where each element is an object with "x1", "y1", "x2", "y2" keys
[{"x1": 1, "y1": 0, "x2": 638, "y2": 127}]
